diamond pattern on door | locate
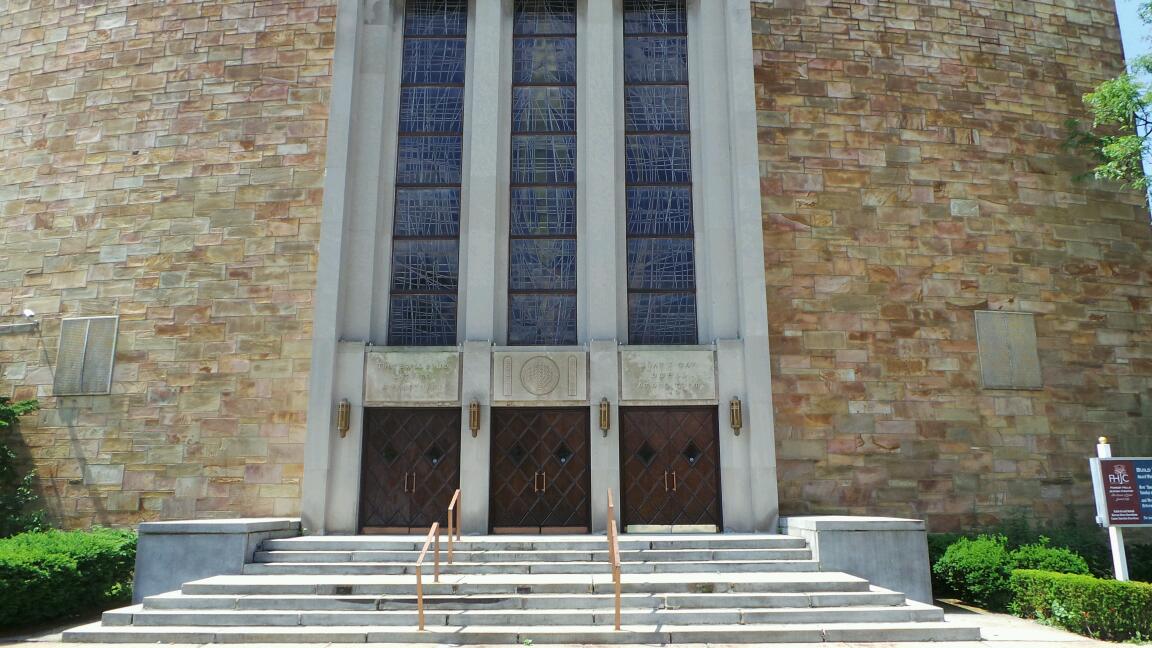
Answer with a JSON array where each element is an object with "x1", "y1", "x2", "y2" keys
[
  {"x1": 620, "y1": 406, "x2": 721, "y2": 528},
  {"x1": 358, "y1": 408, "x2": 461, "y2": 532},
  {"x1": 490, "y1": 408, "x2": 591, "y2": 532}
]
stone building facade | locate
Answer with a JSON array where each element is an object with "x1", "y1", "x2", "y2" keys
[{"x1": 0, "y1": 0, "x2": 1148, "y2": 533}]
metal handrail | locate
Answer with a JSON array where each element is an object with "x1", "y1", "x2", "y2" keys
[
  {"x1": 447, "y1": 489, "x2": 461, "y2": 563},
  {"x1": 606, "y1": 489, "x2": 622, "y2": 631},
  {"x1": 415, "y1": 522, "x2": 440, "y2": 632}
]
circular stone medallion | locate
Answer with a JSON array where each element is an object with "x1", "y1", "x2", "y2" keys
[{"x1": 520, "y1": 356, "x2": 561, "y2": 396}]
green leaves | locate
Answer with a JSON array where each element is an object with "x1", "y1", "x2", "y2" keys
[
  {"x1": 1011, "y1": 570, "x2": 1152, "y2": 641},
  {"x1": 1070, "y1": 2, "x2": 1152, "y2": 193},
  {"x1": 0, "y1": 397, "x2": 42, "y2": 538}
]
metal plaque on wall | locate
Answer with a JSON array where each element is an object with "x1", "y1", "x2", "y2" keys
[{"x1": 975, "y1": 311, "x2": 1042, "y2": 390}]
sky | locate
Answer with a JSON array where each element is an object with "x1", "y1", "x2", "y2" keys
[{"x1": 1116, "y1": 0, "x2": 1149, "y2": 62}]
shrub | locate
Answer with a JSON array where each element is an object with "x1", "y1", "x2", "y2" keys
[
  {"x1": 1009, "y1": 537, "x2": 1091, "y2": 575},
  {"x1": 0, "y1": 528, "x2": 136, "y2": 628},
  {"x1": 0, "y1": 397, "x2": 42, "y2": 538},
  {"x1": 1011, "y1": 569, "x2": 1152, "y2": 641},
  {"x1": 933, "y1": 534, "x2": 1014, "y2": 610}
]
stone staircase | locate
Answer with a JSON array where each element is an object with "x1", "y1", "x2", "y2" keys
[{"x1": 64, "y1": 534, "x2": 980, "y2": 644}]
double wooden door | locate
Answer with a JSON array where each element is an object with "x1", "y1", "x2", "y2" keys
[
  {"x1": 619, "y1": 407, "x2": 722, "y2": 531},
  {"x1": 358, "y1": 408, "x2": 461, "y2": 534},
  {"x1": 489, "y1": 408, "x2": 591, "y2": 533}
]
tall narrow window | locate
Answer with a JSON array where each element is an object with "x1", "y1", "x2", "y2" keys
[
  {"x1": 507, "y1": 0, "x2": 578, "y2": 346},
  {"x1": 388, "y1": 0, "x2": 468, "y2": 346},
  {"x1": 623, "y1": 0, "x2": 697, "y2": 345}
]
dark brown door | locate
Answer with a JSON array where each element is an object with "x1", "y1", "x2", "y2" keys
[
  {"x1": 358, "y1": 408, "x2": 461, "y2": 534},
  {"x1": 620, "y1": 406, "x2": 722, "y2": 530},
  {"x1": 490, "y1": 408, "x2": 591, "y2": 533}
]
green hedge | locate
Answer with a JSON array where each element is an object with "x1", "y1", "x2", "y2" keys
[
  {"x1": 1011, "y1": 570, "x2": 1152, "y2": 641},
  {"x1": 933, "y1": 535, "x2": 1090, "y2": 611},
  {"x1": 0, "y1": 529, "x2": 136, "y2": 628}
]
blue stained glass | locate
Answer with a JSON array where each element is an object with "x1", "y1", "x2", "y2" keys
[
  {"x1": 513, "y1": 38, "x2": 577, "y2": 84},
  {"x1": 625, "y1": 86, "x2": 688, "y2": 132},
  {"x1": 399, "y1": 87, "x2": 464, "y2": 133},
  {"x1": 394, "y1": 189, "x2": 460, "y2": 236},
  {"x1": 514, "y1": 0, "x2": 576, "y2": 35},
  {"x1": 627, "y1": 238, "x2": 695, "y2": 290},
  {"x1": 509, "y1": 239, "x2": 577, "y2": 290},
  {"x1": 391, "y1": 240, "x2": 460, "y2": 292},
  {"x1": 626, "y1": 187, "x2": 692, "y2": 235},
  {"x1": 509, "y1": 294, "x2": 577, "y2": 345},
  {"x1": 396, "y1": 136, "x2": 462, "y2": 184},
  {"x1": 623, "y1": 0, "x2": 687, "y2": 35},
  {"x1": 625, "y1": 135, "x2": 691, "y2": 184},
  {"x1": 389, "y1": 294, "x2": 458, "y2": 346},
  {"x1": 511, "y1": 135, "x2": 577, "y2": 184},
  {"x1": 624, "y1": 37, "x2": 687, "y2": 83},
  {"x1": 628, "y1": 293, "x2": 697, "y2": 345},
  {"x1": 402, "y1": 39, "x2": 467, "y2": 84},
  {"x1": 511, "y1": 188, "x2": 576, "y2": 235},
  {"x1": 405, "y1": 0, "x2": 468, "y2": 36},
  {"x1": 512, "y1": 87, "x2": 576, "y2": 133}
]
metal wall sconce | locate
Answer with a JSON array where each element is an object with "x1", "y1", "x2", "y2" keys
[
  {"x1": 469, "y1": 400, "x2": 481, "y2": 437},
  {"x1": 729, "y1": 397, "x2": 743, "y2": 436},
  {"x1": 599, "y1": 398, "x2": 611, "y2": 437},
  {"x1": 336, "y1": 399, "x2": 351, "y2": 438}
]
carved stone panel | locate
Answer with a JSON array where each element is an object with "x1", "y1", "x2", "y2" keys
[
  {"x1": 492, "y1": 351, "x2": 587, "y2": 403},
  {"x1": 975, "y1": 311, "x2": 1042, "y2": 390},
  {"x1": 620, "y1": 348, "x2": 717, "y2": 403},
  {"x1": 364, "y1": 351, "x2": 460, "y2": 405}
]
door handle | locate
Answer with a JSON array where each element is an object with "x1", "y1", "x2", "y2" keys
[
  {"x1": 410, "y1": 471, "x2": 417, "y2": 494},
  {"x1": 670, "y1": 471, "x2": 677, "y2": 492},
  {"x1": 534, "y1": 471, "x2": 547, "y2": 493},
  {"x1": 403, "y1": 472, "x2": 416, "y2": 494},
  {"x1": 664, "y1": 470, "x2": 669, "y2": 492},
  {"x1": 664, "y1": 470, "x2": 678, "y2": 492}
]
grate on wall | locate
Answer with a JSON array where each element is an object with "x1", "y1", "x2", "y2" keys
[{"x1": 53, "y1": 316, "x2": 118, "y2": 396}]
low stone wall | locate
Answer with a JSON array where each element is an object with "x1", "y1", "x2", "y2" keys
[
  {"x1": 133, "y1": 518, "x2": 300, "y2": 602},
  {"x1": 781, "y1": 516, "x2": 933, "y2": 604}
]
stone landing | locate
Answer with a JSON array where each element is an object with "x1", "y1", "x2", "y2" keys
[{"x1": 64, "y1": 534, "x2": 978, "y2": 644}]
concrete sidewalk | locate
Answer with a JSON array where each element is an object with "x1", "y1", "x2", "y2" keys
[{"x1": 0, "y1": 601, "x2": 1126, "y2": 648}]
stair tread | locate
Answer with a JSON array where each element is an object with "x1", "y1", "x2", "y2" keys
[{"x1": 191, "y1": 571, "x2": 865, "y2": 584}]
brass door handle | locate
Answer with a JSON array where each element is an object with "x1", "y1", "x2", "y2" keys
[
  {"x1": 403, "y1": 472, "x2": 416, "y2": 494},
  {"x1": 664, "y1": 470, "x2": 669, "y2": 492},
  {"x1": 534, "y1": 471, "x2": 547, "y2": 493},
  {"x1": 410, "y1": 471, "x2": 417, "y2": 494},
  {"x1": 664, "y1": 470, "x2": 678, "y2": 492},
  {"x1": 670, "y1": 471, "x2": 677, "y2": 492}
]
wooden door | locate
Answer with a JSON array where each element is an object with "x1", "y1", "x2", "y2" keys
[
  {"x1": 489, "y1": 408, "x2": 591, "y2": 533},
  {"x1": 358, "y1": 408, "x2": 461, "y2": 533},
  {"x1": 619, "y1": 406, "x2": 722, "y2": 530}
]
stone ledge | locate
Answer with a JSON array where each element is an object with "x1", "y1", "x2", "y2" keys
[
  {"x1": 139, "y1": 518, "x2": 301, "y2": 535},
  {"x1": 780, "y1": 516, "x2": 925, "y2": 532}
]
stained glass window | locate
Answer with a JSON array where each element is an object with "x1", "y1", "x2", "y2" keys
[
  {"x1": 508, "y1": 0, "x2": 578, "y2": 346},
  {"x1": 624, "y1": 0, "x2": 697, "y2": 344},
  {"x1": 388, "y1": 0, "x2": 468, "y2": 346}
]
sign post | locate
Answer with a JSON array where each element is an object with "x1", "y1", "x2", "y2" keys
[{"x1": 1089, "y1": 437, "x2": 1152, "y2": 582}]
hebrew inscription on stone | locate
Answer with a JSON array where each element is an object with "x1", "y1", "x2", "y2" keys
[{"x1": 975, "y1": 311, "x2": 1042, "y2": 390}]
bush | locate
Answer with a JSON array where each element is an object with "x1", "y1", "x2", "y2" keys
[
  {"x1": 0, "y1": 397, "x2": 42, "y2": 538},
  {"x1": 933, "y1": 534, "x2": 1094, "y2": 610},
  {"x1": 933, "y1": 534, "x2": 1014, "y2": 610},
  {"x1": 1011, "y1": 570, "x2": 1152, "y2": 641},
  {"x1": 1010, "y1": 537, "x2": 1091, "y2": 575},
  {"x1": 0, "y1": 528, "x2": 136, "y2": 628}
]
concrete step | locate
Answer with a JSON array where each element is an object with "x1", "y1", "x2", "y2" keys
[
  {"x1": 181, "y1": 571, "x2": 872, "y2": 597},
  {"x1": 260, "y1": 534, "x2": 809, "y2": 553},
  {"x1": 63, "y1": 620, "x2": 981, "y2": 644},
  {"x1": 144, "y1": 587, "x2": 910, "y2": 612},
  {"x1": 253, "y1": 547, "x2": 814, "y2": 563},
  {"x1": 241, "y1": 558, "x2": 823, "y2": 576},
  {"x1": 106, "y1": 601, "x2": 944, "y2": 627}
]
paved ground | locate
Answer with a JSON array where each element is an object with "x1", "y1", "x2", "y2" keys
[{"x1": 0, "y1": 601, "x2": 1127, "y2": 648}]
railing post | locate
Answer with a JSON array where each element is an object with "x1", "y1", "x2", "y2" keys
[
  {"x1": 434, "y1": 529, "x2": 441, "y2": 582},
  {"x1": 416, "y1": 566, "x2": 425, "y2": 631}
]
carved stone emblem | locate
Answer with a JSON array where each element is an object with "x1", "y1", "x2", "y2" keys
[{"x1": 520, "y1": 356, "x2": 561, "y2": 396}]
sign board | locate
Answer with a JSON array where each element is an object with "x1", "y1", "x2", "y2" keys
[{"x1": 1091, "y1": 458, "x2": 1152, "y2": 527}]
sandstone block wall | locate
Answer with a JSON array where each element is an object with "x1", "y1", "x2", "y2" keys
[
  {"x1": 0, "y1": 0, "x2": 334, "y2": 528},
  {"x1": 753, "y1": 0, "x2": 1152, "y2": 530}
]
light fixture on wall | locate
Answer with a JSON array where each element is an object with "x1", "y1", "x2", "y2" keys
[
  {"x1": 599, "y1": 398, "x2": 611, "y2": 437},
  {"x1": 336, "y1": 399, "x2": 351, "y2": 438},
  {"x1": 469, "y1": 400, "x2": 481, "y2": 437},
  {"x1": 729, "y1": 397, "x2": 743, "y2": 436}
]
